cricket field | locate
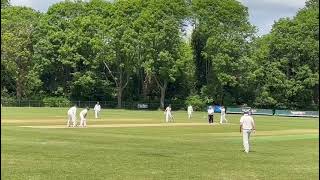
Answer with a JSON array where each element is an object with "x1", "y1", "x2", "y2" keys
[{"x1": 1, "y1": 107, "x2": 319, "y2": 180}]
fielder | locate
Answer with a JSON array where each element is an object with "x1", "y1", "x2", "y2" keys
[
  {"x1": 79, "y1": 107, "x2": 89, "y2": 128},
  {"x1": 220, "y1": 106, "x2": 227, "y2": 124},
  {"x1": 240, "y1": 111, "x2": 256, "y2": 153},
  {"x1": 187, "y1": 105, "x2": 193, "y2": 119},
  {"x1": 94, "y1": 102, "x2": 101, "y2": 119},
  {"x1": 165, "y1": 104, "x2": 173, "y2": 123},
  {"x1": 67, "y1": 105, "x2": 77, "y2": 127}
]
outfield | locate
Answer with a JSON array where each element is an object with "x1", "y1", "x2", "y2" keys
[{"x1": 1, "y1": 107, "x2": 319, "y2": 180}]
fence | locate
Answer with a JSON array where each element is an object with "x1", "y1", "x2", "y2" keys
[
  {"x1": 225, "y1": 107, "x2": 243, "y2": 114},
  {"x1": 224, "y1": 107, "x2": 318, "y2": 118},
  {"x1": 274, "y1": 110, "x2": 319, "y2": 118},
  {"x1": 0, "y1": 100, "x2": 187, "y2": 110},
  {"x1": 227, "y1": 107, "x2": 274, "y2": 116},
  {"x1": 1, "y1": 100, "x2": 319, "y2": 118}
]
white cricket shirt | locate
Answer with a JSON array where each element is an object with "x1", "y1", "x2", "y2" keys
[
  {"x1": 240, "y1": 114, "x2": 255, "y2": 129},
  {"x1": 221, "y1": 108, "x2": 225, "y2": 115},
  {"x1": 166, "y1": 107, "x2": 171, "y2": 113},
  {"x1": 68, "y1": 106, "x2": 77, "y2": 115},
  {"x1": 80, "y1": 109, "x2": 88, "y2": 117},
  {"x1": 208, "y1": 108, "x2": 214, "y2": 115},
  {"x1": 94, "y1": 104, "x2": 101, "y2": 111}
]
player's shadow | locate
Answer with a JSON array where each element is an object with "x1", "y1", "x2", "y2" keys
[{"x1": 239, "y1": 150, "x2": 256, "y2": 153}]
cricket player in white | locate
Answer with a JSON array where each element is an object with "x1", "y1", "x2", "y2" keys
[
  {"x1": 240, "y1": 111, "x2": 256, "y2": 153},
  {"x1": 79, "y1": 107, "x2": 89, "y2": 127},
  {"x1": 207, "y1": 106, "x2": 214, "y2": 124},
  {"x1": 220, "y1": 106, "x2": 227, "y2": 123},
  {"x1": 187, "y1": 105, "x2": 193, "y2": 119},
  {"x1": 94, "y1": 102, "x2": 101, "y2": 119},
  {"x1": 165, "y1": 105, "x2": 173, "y2": 122},
  {"x1": 67, "y1": 105, "x2": 77, "y2": 127}
]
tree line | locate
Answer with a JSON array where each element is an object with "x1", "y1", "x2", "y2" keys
[{"x1": 1, "y1": 0, "x2": 319, "y2": 110}]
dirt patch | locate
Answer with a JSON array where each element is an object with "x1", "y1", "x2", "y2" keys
[
  {"x1": 20, "y1": 122, "x2": 234, "y2": 128},
  {"x1": 1, "y1": 119, "x2": 63, "y2": 123}
]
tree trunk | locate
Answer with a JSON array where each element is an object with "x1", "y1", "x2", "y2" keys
[
  {"x1": 160, "y1": 81, "x2": 167, "y2": 109},
  {"x1": 116, "y1": 72, "x2": 129, "y2": 109},
  {"x1": 117, "y1": 88, "x2": 122, "y2": 108},
  {"x1": 142, "y1": 74, "x2": 152, "y2": 101},
  {"x1": 117, "y1": 72, "x2": 123, "y2": 108},
  {"x1": 314, "y1": 85, "x2": 319, "y2": 108},
  {"x1": 103, "y1": 61, "x2": 129, "y2": 109},
  {"x1": 16, "y1": 80, "x2": 22, "y2": 100},
  {"x1": 142, "y1": 75, "x2": 149, "y2": 101},
  {"x1": 16, "y1": 74, "x2": 23, "y2": 100},
  {"x1": 221, "y1": 90, "x2": 225, "y2": 105}
]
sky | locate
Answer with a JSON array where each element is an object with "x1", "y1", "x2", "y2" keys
[
  {"x1": 10, "y1": 0, "x2": 307, "y2": 36},
  {"x1": 238, "y1": 0, "x2": 306, "y2": 35}
]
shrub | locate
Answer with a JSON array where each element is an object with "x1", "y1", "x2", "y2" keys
[
  {"x1": 185, "y1": 95, "x2": 206, "y2": 111},
  {"x1": 1, "y1": 88, "x2": 16, "y2": 106},
  {"x1": 43, "y1": 97, "x2": 71, "y2": 107}
]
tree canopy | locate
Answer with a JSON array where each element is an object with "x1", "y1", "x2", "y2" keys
[{"x1": 1, "y1": 0, "x2": 318, "y2": 110}]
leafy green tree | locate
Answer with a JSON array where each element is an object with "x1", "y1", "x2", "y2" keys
[
  {"x1": 2, "y1": 0, "x2": 317, "y2": 111},
  {"x1": 252, "y1": 0, "x2": 319, "y2": 109},
  {"x1": 192, "y1": 0, "x2": 255, "y2": 105},
  {"x1": 33, "y1": 1, "x2": 87, "y2": 98},
  {"x1": 33, "y1": 0, "x2": 114, "y2": 101},
  {"x1": 1, "y1": 0, "x2": 9, "y2": 8},
  {"x1": 95, "y1": 0, "x2": 143, "y2": 108},
  {"x1": 1, "y1": 6, "x2": 42, "y2": 100},
  {"x1": 137, "y1": 0, "x2": 191, "y2": 108},
  {"x1": 165, "y1": 42, "x2": 196, "y2": 101}
]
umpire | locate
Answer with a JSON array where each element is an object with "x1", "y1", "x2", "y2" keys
[{"x1": 207, "y1": 106, "x2": 214, "y2": 124}]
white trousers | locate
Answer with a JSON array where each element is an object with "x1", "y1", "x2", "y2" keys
[
  {"x1": 188, "y1": 112, "x2": 192, "y2": 119},
  {"x1": 166, "y1": 112, "x2": 172, "y2": 122},
  {"x1": 67, "y1": 114, "x2": 76, "y2": 127},
  {"x1": 242, "y1": 129, "x2": 252, "y2": 153},
  {"x1": 80, "y1": 115, "x2": 86, "y2": 127},
  {"x1": 95, "y1": 110, "x2": 99, "y2": 118},
  {"x1": 220, "y1": 114, "x2": 227, "y2": 123}
]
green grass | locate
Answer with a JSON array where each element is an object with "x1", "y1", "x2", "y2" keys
[{"x1": 1, "y1": 107, "x2": 319, "y2": 180}]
